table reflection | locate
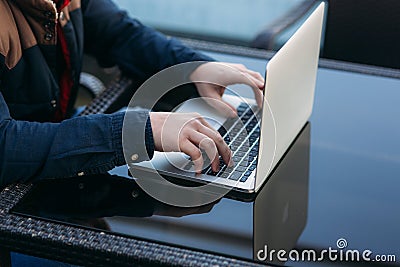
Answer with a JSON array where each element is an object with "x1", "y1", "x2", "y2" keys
[{"x1": 12, "y1": 123, "x2": 311, "y2": 266}]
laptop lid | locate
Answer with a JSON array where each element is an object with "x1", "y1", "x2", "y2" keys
[
  {"x1": 255, "y1": 3, "x2": 325, "y2": 191},
  {"x1": 128, "y1": 3, "x2": 325, "y2": 196}
]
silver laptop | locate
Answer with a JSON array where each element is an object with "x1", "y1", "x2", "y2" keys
[{"x1": 132, "y1": 3, "x2": 325, "y2": 195}]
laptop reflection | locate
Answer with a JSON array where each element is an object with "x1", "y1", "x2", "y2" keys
[{"x1": 12, "y1": 123, "x2": 311, "y2": 265}]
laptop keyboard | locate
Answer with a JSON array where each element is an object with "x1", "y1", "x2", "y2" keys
[{"x1": 185, "y1": 103, "x2": 261, "y2": 183}]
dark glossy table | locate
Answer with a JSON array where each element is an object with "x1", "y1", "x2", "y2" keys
[{"x1": 1, "y1": 43, "x2": 400, "y2": 267}]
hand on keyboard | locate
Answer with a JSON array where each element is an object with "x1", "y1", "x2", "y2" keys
[
  {"x1": 150, "y1": 112, "x2": 233, "y2": 173},
  {"x1": 190, "y1": 62, "x2": 265, "y2": 116},
  {"x1": 199, "y1": 103, "x2": 261, "y2": 183}
]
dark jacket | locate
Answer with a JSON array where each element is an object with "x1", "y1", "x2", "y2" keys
[{"x1": 0, "y1": 0, "x2": 212, "y2": 186}]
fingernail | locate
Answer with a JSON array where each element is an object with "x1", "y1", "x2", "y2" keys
[
  {"x1": 195, "y1": 164, "x2": 202, "y2": 174},
  {"x1": 228, "y1": 159, "x2": 234, "y2": 167},
  {"x1": 213, "y1": 165, "x2": 219, "y2": 172}
]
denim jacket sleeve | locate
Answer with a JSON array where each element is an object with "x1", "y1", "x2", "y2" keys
[
  {"x1": 0, "y1": 92, "x2": 154, "y2": 187},
  {"x1": 81, "y1": 0, "x2": 215, "y2": 83}
]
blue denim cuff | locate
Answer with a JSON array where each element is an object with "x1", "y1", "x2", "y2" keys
[
  {"x1": 145, "y1": 116, "x2": 155, "y2": 159},
  {"x1": 111, "y1": 112, "x2": 125, "y2": 166},
  {"x1": 111, "y1": 111, "x2": 155, "y2": 166}
]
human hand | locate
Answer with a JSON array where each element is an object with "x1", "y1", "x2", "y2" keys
[
  {"x1": 190, "y1": 62, "x2": 265, "y2": 117},
  {"x1": 150, "y1": 112, "x2": 232, "y2": 173}
]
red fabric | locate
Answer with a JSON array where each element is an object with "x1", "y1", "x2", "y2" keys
[
  {"x1": 53, "y1": 0, "x2": 72, "y2": 122},
  {"x1": 58, "y1": 0, "x2": 71, "y2": 11}
]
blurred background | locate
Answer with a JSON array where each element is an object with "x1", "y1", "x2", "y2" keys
[
  {"x1": 114, "y1": 0, "x2": 400, "y2": 69},
  {"x1": 114, "y1": 0, "x2": 320, "y2": 50}
]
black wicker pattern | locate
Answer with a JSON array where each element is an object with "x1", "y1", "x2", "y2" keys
[
  {"x1": 0, "y1": 184, "x2": 269, "y2": 267},
  {"x1": 79, "y1": 75, "x2": 132, "y2": 116},
  {"x1": 251, "y1": 0, "x2": 319, "y2": 50},
  {"x1": 180, "y1": 38, "x2": 400, "y2": 79},
  {"x1": 318, "y1": 59, "x2": 400, "y2": 80},
  {"x1": 180, "y1": 37, "x2": 276, "y2": 60}
]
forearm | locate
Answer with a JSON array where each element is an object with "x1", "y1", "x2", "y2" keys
[
  {"x1": 0, "y1": 96, "x2": 154, "y2": 186},
  {"x1": 0, "y1": 114, "x2": 118, "y2": 186},
  {"x1": 82, "y1": 0, "x2": 214, "y2": 82}
]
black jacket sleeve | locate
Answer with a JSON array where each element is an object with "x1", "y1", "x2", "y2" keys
[
  {"x1": 0, "y1": 91, "x2": 154, "y2": 187},
  {"x1": 81, "y1": 0, "x2": 214, "y2": 83}
]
